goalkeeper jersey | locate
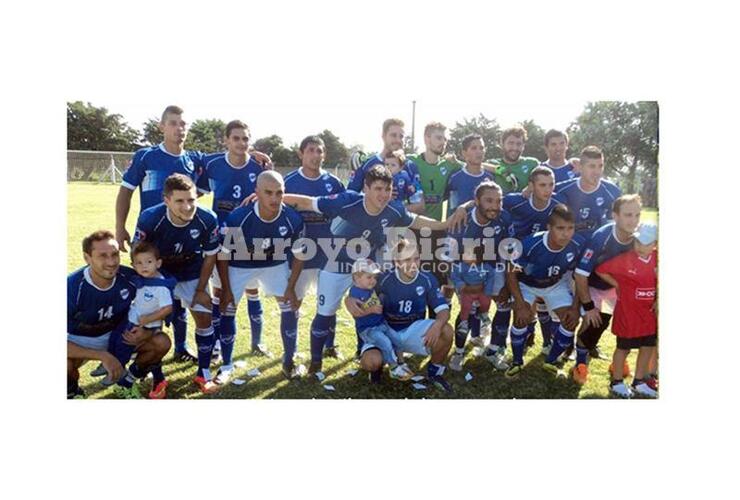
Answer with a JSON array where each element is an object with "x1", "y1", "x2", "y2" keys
[
  {"x1": 490, "y1": 156, "x2": 540, "y2": 194},
  {"x1": 407, "y1": 153, "x2": 463, "y2": 221}
]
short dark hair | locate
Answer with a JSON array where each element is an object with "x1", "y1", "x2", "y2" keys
[
  {"x1": 544, "y1": 129, "x2": 569, "y2": 146},
  {"x1": 424, "y1": 122, "x2": 447, "y2": 137},
  {"x1": 529, "y1": 165, "x2": 555, "y2": 183},
  {"x1": 501, "y1": 125, "x2": 528, "y2": 144},
  {"x1": 82, "y1": 230, "x2": 115, "y2": 256},
  {"x1": 475, "y1": 180, "x2": 502, "y2": 200},
  {"x1": 612, "y1": 194, "x2": 642, "y2": 214},
  {"x1": 131, "y1": 240, "x2": 160, "y2": 260},
  {"x1": 462, "y1": 133, "x2": 483, "y2": 151},
  {"x1": 225, "y1": 120, "x2": 250, "y2": 139},
  {"x1": 160, "y1": 105, "x2": 184, "y2": 123},
  {"x1": 364, "y1": 164, "x2": 393, "y2": 188},
  {"x1": 382, "y1": 118, "x2": 404, "y2": 136},
  {"x1": 548, "y1": 203, "x2": 575, "y2": 225},
  {"x1": 580, "y1": 145, "x2": 604, "y2": 162},
  {"x1": 299, "y1": 135, "x2": 325, "y2": 153},
  {"x1": 163, "y1": 173, "x2": 195, "y2": 197}
]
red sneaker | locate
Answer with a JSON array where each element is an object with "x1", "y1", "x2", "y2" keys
[
  {"x1": 148, "y1": 380, "x2": 169, "y2": 399},
  {"x1": 646, "y1": 376, "x2": 659, "y2": 391},
  {"x1": 193, "y1": 376, "x2": 219, "y2": 394},
  {"x1": 572, "y1": 363, "x2": 589, "y2": 385}
]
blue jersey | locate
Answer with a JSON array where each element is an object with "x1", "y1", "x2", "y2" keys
[
  {"x1": 133, "y1": 204, "x2": 220, "y2": 281},
  {"x1": 222, "y1": 201, "x2": 305, "y2": 269},
  {"x1": 553, "y1": 178, "x2": 622, "y2": 238},
  {"x1": 349, "y1": 285, "x2": 384, "y2": 331},
  {"x1": 122, "y1": 144, "x2": 205, "y2": 212},
  {"x1": 393, "y1": 170, "x2": 423, "y2": 205},
  {"x1": 347, "y1": 153, "x2": 422, "y2": 194},
  {"x1": 284, "y1": 167, "x2": 345, "y2": 269},
  {"x1": 314, "y1": 191, "x2": 416, "y2": 272},
  {"x1": 67, "y1": 266, "x2": 137, "y2": 338},
  {"x1": 541, "y1": 160, "x2": 579, "y2": 184},
  {"x1": 445, "y1": 167, "x2": 495, "y2": 216},
  {"x1": 196, "y1": 153, "x2": 263, "y2": 225},
  {"x1": 514, "y1": 231, "x2": 584, "y2": 289},
  {"x1": 448, "y1": 206, "x2": 515, "y2": 265},
  {"x1": 575, "y1": 222, "x2": 633, "y2": 290},
  {"x1": 450, "y1": 262, "x2": 497, "y2": 295},
  {"x1": 503, "y1": 193, "x2": 559, "y2": 239},
  {"x1": 376, "y1": 270, "x2": 448, "y2": 331}
]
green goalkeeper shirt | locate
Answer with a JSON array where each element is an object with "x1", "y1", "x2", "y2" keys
[
  {"x1": 407, "y1": 153, "x2": 464, "y2": 221},
  {"x1": 490, "y1": 156, "x2": 540, "y2": 194}
]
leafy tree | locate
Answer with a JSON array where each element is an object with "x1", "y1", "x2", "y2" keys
[
  {"x1": 67, "y1": 101, "x2": 140, "y2": 151},
  {"x1": 253, "y1": 134, "x2": 299, "y2": 169},
  {"x1": 141, "y1": 118, "x2": 163, "y2": 146},
  {"x1": 317, "y1": 129, "x2": 350, "y2": 169},
  {"x1": 184, "y1": 119, "x2": 226, "y2": 153},
  {"x1": 447, "y1": 114, "x2": 501, "y2": 159},
  {"x1": 521, "y1": 119, "x2": 547, "y2": 161},
  {"x1": 568, "y1": 101, "x2": 658, "y2": 206}
]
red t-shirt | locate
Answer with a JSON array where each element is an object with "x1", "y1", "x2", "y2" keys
[{"x1": 595, "y1": 249, "x2": 657, "y2": 338}]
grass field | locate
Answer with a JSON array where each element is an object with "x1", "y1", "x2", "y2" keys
[{"x1": 68, "y1": 182, "x2": 658, "y2": 399}]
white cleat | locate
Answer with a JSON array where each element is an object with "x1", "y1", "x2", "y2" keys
[
  {"x1": 449, "y1": 352, "x2": 465, "y2": 372},
  {"x1": 632, "y1": 382, "x2": 658, "y2": 398},
  {"x1": 214, "y1": 366, "x2": 234, "y2": 385},
  {"x1": 610, "y1": 382, "x2": 633, "y2": 399},
  {"x1": 485, "y1": 348, "x2": 510, "y2": 371}
]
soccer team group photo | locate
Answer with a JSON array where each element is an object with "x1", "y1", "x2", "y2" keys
[{"x1": 66, "y1": 101, "x2": 659, "y2": 400}]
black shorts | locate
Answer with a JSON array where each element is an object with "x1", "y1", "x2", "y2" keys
[{"x1": 616, "y1": 334, "x2": 657, "y2": 350}]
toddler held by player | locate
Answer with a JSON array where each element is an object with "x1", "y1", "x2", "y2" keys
[
  {"x1": 450, "y1": 250, "x2": 495, "y2": 339},
  {"x1": 384, "y1": 149, "x2": 423, "y2": 207}
]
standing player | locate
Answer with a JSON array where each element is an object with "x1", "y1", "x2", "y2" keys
[
  {"x1": 445, "y1": 134, "x2": 496, "y2": 216},
  {"x1": 284, "y1": 135, "x2": 345, "y2": 361},
  {"x1": 541, "y1": 129, "x2": 579, "y2": 183},
  {"x1": 553, "y1": 145, "x2": 622, "y2": 240},
  {"x1": 196, "y1": 120, "x2": 270, "y2": 358},
  {"x1": 348, "y1": 238, "x2": 454, "y2": 392},
  {"x1": 281, "y1": 165, "x2": 463, "y2": 374},
  {"x1": 218, "y1": 171, "x2": 306, "y2": 380},
  {"x1": 506, "y1": 205, "x2": 583, "y2": 377},
  {"x1": 571, "y1": 194, "x2": 642, "y2": 384},
  {"x1": 67, "y1": 231, "x2": 135, "y2": 398},
  {"x1": 133, "y1": 174, "x2": 221, "y2": 393},
  {"x1": 491, "y1": 125, "x2": 540, "y2": 194},
  {"x1": 447, "y1": 181, "x2": 514, "y2": 372}
]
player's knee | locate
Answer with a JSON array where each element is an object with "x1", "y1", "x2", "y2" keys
[
  {"x1": 360, "y1": 349, "x2": 382, "y2": 372},
  {"x1": 152, "y1": 333, "x2": 171, "y2": 355},
  {"x1": 441, "y1": 323, "x2": 454, "y2": 342}
]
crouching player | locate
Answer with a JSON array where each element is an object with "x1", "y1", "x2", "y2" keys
[
  {"x1": 595, "y1": 222, "x2": 658, "y2": 398},
  {"x1": 109, "y1": 241, "x2": 176, "y2": 399},
  {"x1": 67, "y1": 231, "x2": 137, "y2": 399},
  {"x1": 348, "y1": 238, "x2": 454, "y2": 392},
  {"x1": 347, "y1": 258, "x2": 414, "y2": 380},
  {"x1": 506, "y1": 204, "x2": 582, "y2": 378},
  {"x1": 218, "y1": 170, "x2": 306, "y2": 380}
]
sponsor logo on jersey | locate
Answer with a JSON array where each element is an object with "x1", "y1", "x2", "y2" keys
[
  {"x1": 416, "y1": 286, "x2": 425, "y2": 296},
  {"x1": 494, "y1": 226, "x2": 501, "y2": 235},
  {"x1": 279, "y1": 226, "x2": 288, "y2": 237},
  {"x1": 635, "y1": 288, "x2": 656, "y2": 300},
  {"x1": 566, "y1": 252, "x2": 574, "y2": 262},
  {"x1": 134, "y1": 228, "x2": 146, "y2": 241},
  {"x1": 144, "y1": 291, "x2": 154, "y2": 301},
  {"x1": 325, "y1": 183, "x2": 333, "y2": 192},
  {"x1": 328, "y1": 194, "x2": 338, "y2": 199},
  {"x1": 583, "y1": 249, "x2": 594, "y2": 260},
  {"x1": 628, "y1": 269, "x2": 637, "y2": 275},
  {"x1": 190, "y1": 229, "x2": 200, "y2": 239},
  {"x1": 249, "y1": 173, "x2": 257, "y2": 183},
  {"x1": 568, "y1": 171, "x2": 575, "y2": 178},
  {"x1": 596, "y1": 197, "x2": 604, "y2": 206},
  {"x1": 120, "y1": 289, "x2": 130, "y2": 300}
]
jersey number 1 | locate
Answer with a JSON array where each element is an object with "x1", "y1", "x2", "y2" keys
[{"x1": 97, "y1": 305, "x2": 113, "y2": 321}]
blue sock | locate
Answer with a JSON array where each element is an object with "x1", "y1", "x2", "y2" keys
[
  {"x1": 538, "y1": 311, "x2": 552, "y2": 346},
  {"x1": 150, "y1": 363, "x2": 165, "y2": 384},
  {"x1": 427, "y1": 363, "x2": 446, "y2": 378},
  {"x1": 118, "y1": 363, "x2": 145, "y2": 388},
  {"x1": 469, "y1": 313, "x2": 481, "y2": 338},
  {"x1": 493, "y1": 303, "x2": 511, "y2": 349},
  {"x1": 247, "y1": 293, "x2": 263, "y2": 348},
  {"x1": 211, "y1": 296, "x2": 221, "y2": 339},
  {"x1": 545, "y1": 323, "x2": 574, "y2": 364},
  {"x1": 324, "y1": 315, "x2": 337, "y2": 349},
  {"x1": 220, "y1": 315, "x2": 236, "y2": 368},
  {"x1": 511, "y1": 326, "x2": 528, "y2": 365},
  {"x1": 195, "y1": 326, "x2": 215, "y2": 376},
  {"x1": 576, "y1": 346, "x2": 589, "y2": 365},
  {"x1": 279, "y1": 304, "x2": 299, "y2": 368},
  {"x1": 172, "y1": 300, "x2": 188, "y2": 353},
  {"x1": 310, "y1": 314, "x2": 332, "y2": 363}
]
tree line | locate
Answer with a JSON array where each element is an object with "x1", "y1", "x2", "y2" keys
[{"x1": 67, "y1": 101, "x2": 658, "y2": 206}]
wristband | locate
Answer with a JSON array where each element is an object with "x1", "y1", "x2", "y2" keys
[{"x1": 583, "y1": 301, "x2": 595, "y2": 311}]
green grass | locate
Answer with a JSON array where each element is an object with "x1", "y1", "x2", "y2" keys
[{"x1": 68, "y1": 182, "x2": 657, "y2": 399}]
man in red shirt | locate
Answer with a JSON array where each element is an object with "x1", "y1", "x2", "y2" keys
[{"x1": 595, "y1": 222, "x2": 658, "y2": 398}]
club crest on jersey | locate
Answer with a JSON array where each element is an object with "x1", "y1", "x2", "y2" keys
[
  {"x1": 249, "y1": 172, "x2": 257, "y2": 183},
  {"x1": 144, "y1": 291, "x2": 154, "y2": 301},
  {"x1": 568, "y1": 171, "x2": 575, "y2": 179},
  {"x1": 184, "y1": 159, "x2": 194, "y2": 172},
  {"x1": 190, "y1": 229, "x2": 200, "y2": 239},
  {"x1": 380, "y1": 218, "x2": 389, "y2": 227},
  {"x1": 416, "y1": 286, "x2": 425, "y2": 296},
  {"x1": 596, "y1": 197, "x2": 604, "y2": 206},
  {"x1": 325, "y1": 183, "x2": 333, "y2": 192},
  {"x1": 494, "y1": 226, "x2": 501, "y2": 235},
  {"x1": 522, "y1": 166, "x2": 530, "y2": 173},
  {"x1": 440, "y1": 167, "x2": 447, "y2": 176},
  {"x1": 120, "y1": 289, "x2": 130, "y2": 300},
  {"x1": 279, "y1": 226, "x2": 288, "y2": 236},
  {"x1": 566, "y1": 252, "x2": 574, "y2": 262}
]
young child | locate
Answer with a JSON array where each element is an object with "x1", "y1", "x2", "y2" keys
[
  {"x1": 450, "y1": 250, "x2": 495, "y2": 340},
  {"x1": 348, "y1": 258, "x2": 414, "y2": 381},
  {"x1": 595, "y1": 222, "x2": 658, "y2": 398},
  {"x1": 384, "y1": 149, "x2": 424, "y2": 207},
  {"x1": 111, "y1": 241, "x2": 176, "y2": 399}
]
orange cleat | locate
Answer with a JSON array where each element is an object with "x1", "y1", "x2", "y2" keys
[
  {"x1": 572, "y1": 363, "x2": 589, "y2": 385},
  {"x1": 148, "y1": 380, "x2": 169, "y2": 399},
  {"x1": 193, "y1": 376, "x2": 219, "y2": 394}
]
